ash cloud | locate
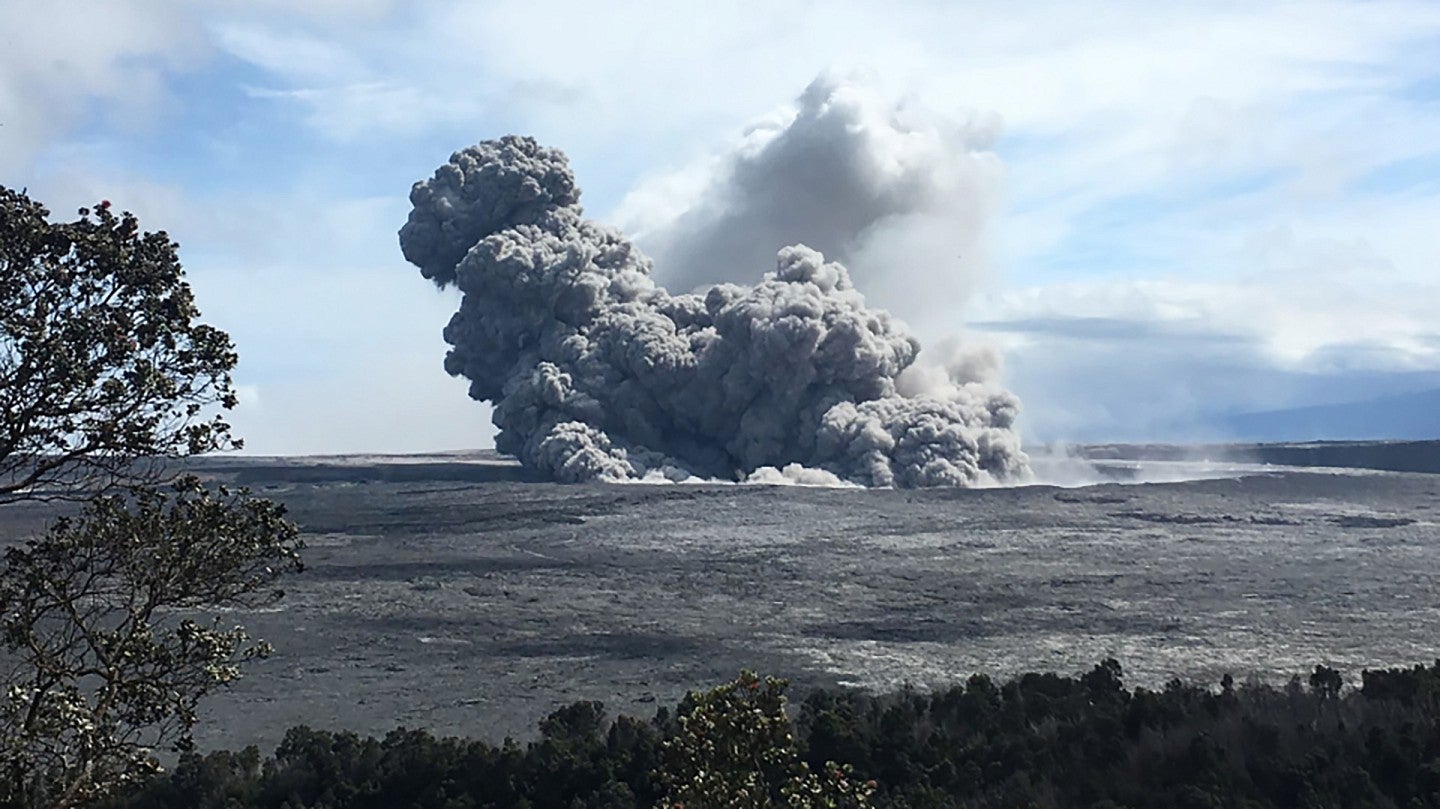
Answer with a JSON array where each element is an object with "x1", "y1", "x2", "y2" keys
[
  {"x1": 617, "y1": 74, "x2": 1002, "y2": 330},
  {"x1": 399, "y1": 135, "x2": 1028, "y2": 487}
]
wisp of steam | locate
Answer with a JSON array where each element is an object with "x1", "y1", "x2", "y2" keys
[{"x1": 399, "y1": 136, "x2": 1029, "y2": 487}]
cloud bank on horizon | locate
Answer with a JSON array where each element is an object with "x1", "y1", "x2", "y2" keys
[{"x1": 398, "y1": 125, "x2": 1028, "y2": 487}]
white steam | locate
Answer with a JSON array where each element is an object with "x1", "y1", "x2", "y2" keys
[{"x1": 617, "y1": 74, "x2": 1003, "y2": 330}]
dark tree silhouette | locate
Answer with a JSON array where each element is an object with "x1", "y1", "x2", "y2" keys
[
  {"x1": 100, "y1": 660, "x2": 1440, "y2": 809},
  {"x1": 0, "y1": 189, "x2": 301, "y2": 807},
  {"x1": 0, "y1": 188, "x2": 239, "y2": 504}
]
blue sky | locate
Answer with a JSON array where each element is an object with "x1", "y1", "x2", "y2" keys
[{"x1": 4, "y1": 0, "x2": 1438, "y2": 452}]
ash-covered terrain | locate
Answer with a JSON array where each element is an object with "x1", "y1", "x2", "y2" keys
[
  {"x1": 9, "y1": 448, "x2": 1434, "y2": 753},
  {"x1": 1, "y1": 447, "x2": 1435, "y2": 753}
]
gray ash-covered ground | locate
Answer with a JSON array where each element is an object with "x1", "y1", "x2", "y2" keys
[{"x1": 3, "y1": 451, "x2": 1438, "y2": 753}]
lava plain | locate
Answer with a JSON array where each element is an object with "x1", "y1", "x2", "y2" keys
[{"x1": 4, "y1": 457, "x2": 1436, "y2": 751}]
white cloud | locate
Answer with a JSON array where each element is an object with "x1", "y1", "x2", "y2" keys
[
  {"x1": 243, "y1": 82, "x2": 457, "y2": 141},
  {"x1": 0, "y1": 0, "x2": 204, "y2": 176},
  {"x1": 213, "y1": 24, "x2": 368, "y2": 83},
  {"x1": 611, "y1": 73, "x2": 1002, "y2": 335},
  {"x1": 977, "y1": 267, "x2": 1439, "y2": 371},
  {"x1": 971, "y1": 259, "x2": 1440, "y2": 440},
  {"x1": 9, "y1": 0, "x2": 1440, "y2": 451}
]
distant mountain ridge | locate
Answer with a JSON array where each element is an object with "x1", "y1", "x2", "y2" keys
[
  {"x1": 1079, "y1": 439, "x2": 1440, "y2": 475},
  {"x1": 1221, "y1": 387, "x2": 1440, "y2": 442}
]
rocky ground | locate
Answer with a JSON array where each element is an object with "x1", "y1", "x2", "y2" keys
[{"x1": 3, "y1": 452, "x2": 1437, "y2": 753}]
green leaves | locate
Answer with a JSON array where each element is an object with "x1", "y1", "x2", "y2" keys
[
  {"x1": 659, "y1": 672, "x2": 874, "y2": 809},
  {"x1": 0, "y1": 480, "x2": 302, "y2": 807},
  {"x1": 0, "y1": 186, "x2": 240, "y2": 504},
  {"x1": 0, "y1": 186, "x2": 269, "y2": 803}
]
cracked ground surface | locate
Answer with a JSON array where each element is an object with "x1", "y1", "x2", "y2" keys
[{"x1": 3, "y1": 459, "x2": 1438, "y2": 752}]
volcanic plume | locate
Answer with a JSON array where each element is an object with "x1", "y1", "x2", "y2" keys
[{"x1": 399, "y1": 135, "x2": 1028, "y2": 486}]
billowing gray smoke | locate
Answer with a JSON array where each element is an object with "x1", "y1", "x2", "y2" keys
[
  {"x1": 618, "y1": 74, "x2": 1002, "y2": 331},
  {"x1": 400, "y1": 136, "x2": 1028, "y2": 487}
]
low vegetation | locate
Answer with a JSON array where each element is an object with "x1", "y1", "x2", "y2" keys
[{"x1": 101, "y1": 659, "x2": 1440, "y2": 808}]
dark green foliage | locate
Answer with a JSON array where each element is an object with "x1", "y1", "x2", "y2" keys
[
  {"x1": 0, "y1": 187, "x2": 239, "y2": 504},
  {"x1": 658, "y1": 670, "x2": 874, "y2": 807},
  {"x1": 1310, "y1": 665, "x2": 1343, "y2": 700},
  {"x1": 100, "y1": 659, "x2": 1440, "y2": 809},
  {"x1": 0, "y1": 187, "x2": 301, "y2": 807},
  {"x1": 111, "y1": 702, "x2": 666, "y2": 809},
  {"x1": 0, "y1": 477, "x2": 302, "y2": 807}
]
